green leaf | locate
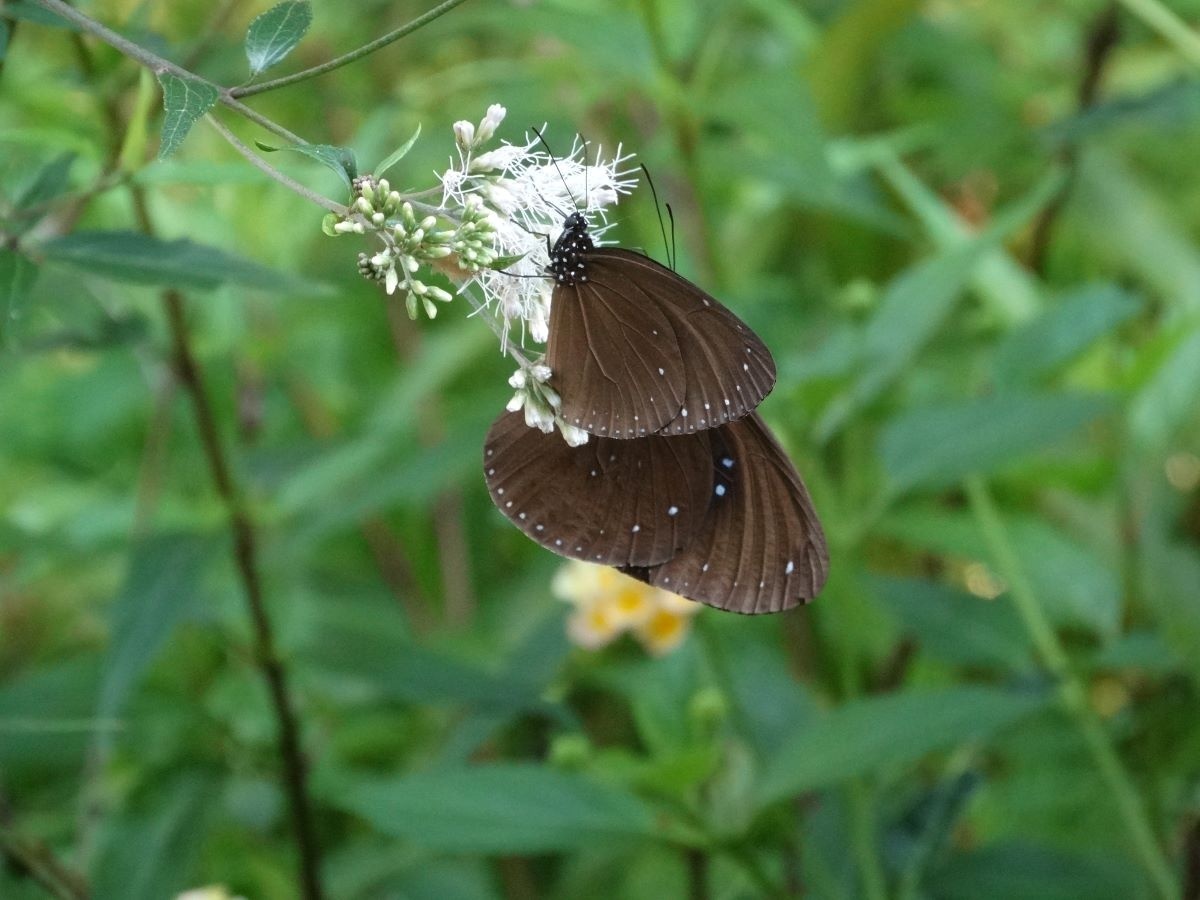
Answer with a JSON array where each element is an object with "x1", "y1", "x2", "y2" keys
[
  {"x1": 0, "y1": 657, "x2": 104, "y2": 779},
  {"x1": 256, "y1": 139, "x2": 358, "y2": 190},
  {"x1": 335, "y1": 763, "x2": 656, "y2": 853},
  {"x1": 877, "y1": 507, "x2": 1123, "y2": 637},
  {"x1": 156, "y1": 72, "x2": 219, "y2": 160},
  {"x1": 40, "y1": 230, "x2": 317, "y2": 292},
  {"x1": 879, "y1": 392, "x2": 1113, "y2": 493},
  {"x1": 995, "y1": 284, "x2": 1142, "y2": 385},
  {"x1": 245, "y1": 0, "x2": 313, "y2": 75},
  {"x1": 1128, "y1": 325, "x2": 1200, "y2": 450},
  {"x1": 929, "y1": 843, "x2": 1151, "y2": 900},
  {"x1": 92, "y1": 774, "x2": 215, "y2": 900},
  {"x1": 813, "y1": 242, "x2": 984, "y2": 441},
  {"x1": 12, "y1": 151, "x2": 75, "y2": 213},
  {"x1": 872, "y1": 575, "x2": 1032, "y2": 670},
  {"x1": 0, "y1": 248, "x2": 39, "y2": 346},
  {"x1": 373, "y1": 123, "x2": 422, "y2": 180},
  {"x1": 97, "y1": 535, "x2": 212, "y2": 725},
  {"x1": 757, "y1": 687, "x2": 1048, "y2": 806}
]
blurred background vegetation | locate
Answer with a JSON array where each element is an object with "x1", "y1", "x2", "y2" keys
[{"x1": 3, "y1": 0, "x2": 1200, "y2": 898}]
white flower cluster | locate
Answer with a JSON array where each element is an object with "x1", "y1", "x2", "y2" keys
[
  {"x1": 505, "y1": 363, "x2": 589, "y2": 446},
  {"x1": 440, "y1": 105, "x2": 638, "y2": 348},
  {"x1": 326, "y1": 103, "x2": 637, "y2": 445}
]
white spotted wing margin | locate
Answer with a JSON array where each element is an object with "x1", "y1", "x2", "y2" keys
[
  {"x1": 546, "y1": 248, "x2": 777, "y2": 440},
  {"x1": 483, "y1": 410, "x2": 713, "y2": 567},
  {"x1": 621, "y1": 414, "x2": 829, "y2": 614}
]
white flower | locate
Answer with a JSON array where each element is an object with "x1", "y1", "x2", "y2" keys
[
  {"x1": 453, "y1": 119, "x2": 476, "y2": 150},
  {"x1": 477, "y1": 103, "x2": 507, "y2": 144}
]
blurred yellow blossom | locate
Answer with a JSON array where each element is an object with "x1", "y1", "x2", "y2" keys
[{"x1": 552, "y1": 560, "x2": 702, "y2": 655}]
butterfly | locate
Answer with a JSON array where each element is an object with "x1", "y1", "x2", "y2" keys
[
  {"x1": 484, "y1": 409, "x2": 829, "y2": 613},
  {"x1": 544, "y1": 213, "x2": 777, "y2": 439}
]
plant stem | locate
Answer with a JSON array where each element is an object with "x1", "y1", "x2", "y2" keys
[
  {"x1": 965, "y1": 476, "x2": 1178, "y2": 900},
  {"x1": 1116, "y1": 0, "x2": 1200, "y2": 67},
  {"x1": 34, "y1": 0, "x2": 306, "y2": 145},
  {"x1": 231, "y1": 0, "x2": 476, "y2": 98},
  {"x1": 204, "y1": 114, "x2": 345, "y2": 214},
  {"x1": 159, "y1": 285, "x2": 325, "y2": 900},
  {"x1": 686, "y1": 847, "x2": 710, "y2": 900}
]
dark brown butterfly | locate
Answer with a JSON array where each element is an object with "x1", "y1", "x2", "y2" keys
[
  {"x1": 483, "y1": 410, "x2": 829, "y2": 613},
  {"x1": 545, "y1": 213, "x2": 777, "y2": 439}
]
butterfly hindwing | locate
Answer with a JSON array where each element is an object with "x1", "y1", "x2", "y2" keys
[
  {"x1": 483, "y1": 410, "x2": 714, "y2": 567},
  {"x1": 621, "y1": 414, "x2": 829, "y2": 614}
]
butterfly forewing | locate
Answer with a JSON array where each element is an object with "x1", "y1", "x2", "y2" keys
[
  {"x1": 585, "y1": 251, "x2": 777, "y2": 436},
  {"x1": 483, "y1": 411, "x2": 714, "y2": 567},
  {"x1": 622, "y1": 414, "x2": 829, "y2": 614},
  {"x1": 546, "y1": 271, "x2": 687, "y2": 438}
]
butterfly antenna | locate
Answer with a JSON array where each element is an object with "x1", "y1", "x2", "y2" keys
[
  {"x1": 533, "y1": 126, "x2": 581, "y2": 212},
  {"x1": 640, "y1": 164, "x2": 673, "y2": 270},
  {"x1": 665, "y1": 202, "x2": 678, "y2": 274}
]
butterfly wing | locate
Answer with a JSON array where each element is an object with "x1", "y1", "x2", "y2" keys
[
  {"x1": 622, "y1": 414, "x2": 828, "y2": 613},
  {"x1": 583, "y1": 250, "x2": 777, "y2": 436},
  {"x1": 546, "y1": 275, "x2": 687, "y2": 438},
  {"x1": 483, "y1": 411, "x2": 714, "y2": 566}
]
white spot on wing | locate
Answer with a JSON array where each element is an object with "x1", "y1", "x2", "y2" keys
[{"x1": 667, "y1": 506, "x2": 678, "y2": 516}]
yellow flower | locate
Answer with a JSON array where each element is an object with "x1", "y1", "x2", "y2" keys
[{"x1": 552, "y1": 560, "x2": 701, "y2": 655}]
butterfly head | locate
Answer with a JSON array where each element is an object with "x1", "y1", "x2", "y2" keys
[{"x1": 549, "y1": 213, "x2": 595, "y2": 286}]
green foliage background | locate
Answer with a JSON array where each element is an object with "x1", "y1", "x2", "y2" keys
[{"x1": 2, "y1": 0, "x2": 1200, "y2": 898}]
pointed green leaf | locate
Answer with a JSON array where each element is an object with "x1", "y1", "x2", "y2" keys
[
  {"x1": 1129, "y1": 325, "x2": 1200, "y2": 450},
  {"x1": 758, "y1": 687, "x2": 1048, "y2": 806},
  {"x1": 995, "y1": 284, "x2": 1141, "y2": 384},
  {"x1": 873, "y1": 575, "x2": 1032, "y2": 670},
  {"x1": 335, "y1": 764, "x2": 656, "y2": 853},
  {"x1": 244, "y1": 0, "x2": 313, "y2": 76},
  {"x1": 92, "y1": 774, "x2": 215, "y2": 900},
  {"x1": 40, "y1": 230, "x2": 318, "y2": 293},
  {"x1": 879, "y1": 392, "x2": 1113, "y2": 493},
  {"x1": 156, "y1": 72, "x2": 218, "y2": 159},
  {"x1": 256, "y1": 140, "x2": 357, "y2": 190},
  {"x1": 373, "y1": 123, "x2": 422, "y2": 179},
  {"x1": 12, "y1": 151, "x2": 76, "y2": 213},
  {"x1": 97, "y1": 535, "x2": 212, "y2": 723}
]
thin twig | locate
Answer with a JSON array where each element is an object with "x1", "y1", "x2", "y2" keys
[
  {"x1": 231, "y1": 0, "x2": 475, "y2": 98},
  {"x1": 159, "y1": 285, "x2": 326, "y2": 900},
  {"x1": 204, "y1": 113, "x2": 345, "y2": 213},
  {"x1": 34, "y1": 0, "x2": 307, "y2": 146},
  {"x1": 686, "y1": 848, "x2": 711, "y2": 900},
  {"x1": 1027, "y1": 3, "x2": 1120, "y2": 274},
  {"x1": 0, "y1": 787, "x2": 89, "y2": 900}
]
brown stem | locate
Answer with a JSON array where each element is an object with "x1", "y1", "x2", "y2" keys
[
  {"x1": 159, "y1": 286, "x2": 324, "y2": 900},
  {"x1": 0, "y1": 787, "x2": 89, "y2": 900},
  {"x1": 687, "y1": 848, "x2": 711, "y2": 900},
  {"x1": 1184, "y1": 815, "x2": 1200, "y2": 900},
  {"x1": 1027, "y1": 3, "x2": 1121, "y2": 274},
  {"x1": 49, "y1": 10, "x2": 328, "y2": 897}
]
